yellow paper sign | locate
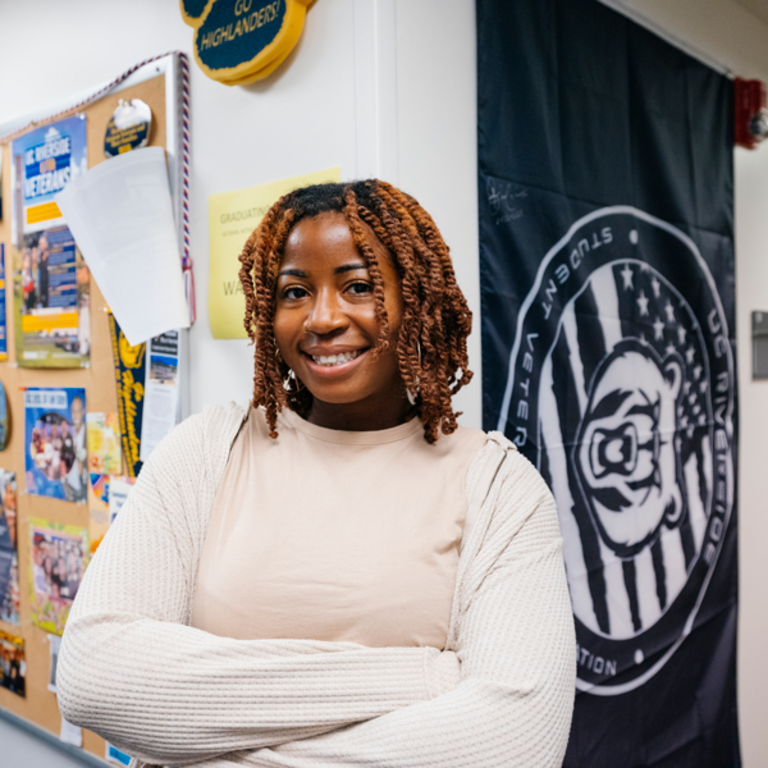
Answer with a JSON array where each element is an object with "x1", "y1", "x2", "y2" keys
[{"x1": 207, "y1": 166, "x2": 341, "y2": 339}]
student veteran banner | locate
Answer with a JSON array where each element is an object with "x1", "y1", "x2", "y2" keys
[{"x1": 477, "y1": 1, "x2": 739, "y2": 765}]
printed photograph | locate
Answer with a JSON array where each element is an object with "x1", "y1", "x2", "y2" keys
[{"x1": 0, "y1": 628, "x2": 25, "y2": 697}]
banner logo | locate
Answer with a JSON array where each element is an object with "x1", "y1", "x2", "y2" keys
[{"x1": 500, "y1": 207, "x2": 735, "y2": 695}]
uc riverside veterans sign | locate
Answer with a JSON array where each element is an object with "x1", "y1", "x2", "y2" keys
[
  {"x1": 181, "y1": 0, "x2": 313, "y2": 85},
  {"x1": 478, "y1": 0, "x2": 739, "y2": 765}
]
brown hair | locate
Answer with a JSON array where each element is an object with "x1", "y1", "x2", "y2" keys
[{"x1": 238, "y1": 179, "x2": 472, "y2": 443}]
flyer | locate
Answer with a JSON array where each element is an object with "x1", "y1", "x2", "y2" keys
[
  {"x1": 88, "y1": 474, "x2": 111, "y2": 555},
  {"x1": 108, "y1": 476, "x2": 136, "y2": 525},
  {"x1": 0, "y1": 244, "x2": 7, "y2": 362},
  {"x1": 29, "y1": 518, "x2": 88, "y2": 635},
  {"x1": 0, "y1": 471, "x2": 19, "y2": 625},
  {"x1": 207, "y1": 166, "x2": 341, "y2": 339},
  {"x1": 86, "y1": 412, "x2": 121, "y2": 475},
  {"x1": 0, "y1": 628, "x2": 25, "y2": 698},
  {"x1": 25, "y1": 387, "x2": 87, "y2": 502},
  {"x1": 140, "y1": 330, "x2": 181, "y2": 462},
  {"x1": 11, "y1": 115, "x2": 90, "y2": 368}
]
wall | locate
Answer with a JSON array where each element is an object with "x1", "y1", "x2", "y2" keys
[{"x1": 1, "y1": 0, "x2": 767, "y2": 764}]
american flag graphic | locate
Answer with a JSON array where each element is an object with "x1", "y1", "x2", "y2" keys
[{"x1": 499, "y1": 208, "x2": 734, "y2": 694}]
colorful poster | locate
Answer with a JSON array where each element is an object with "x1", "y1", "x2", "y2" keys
[
  {"x1": 207, "y1": 166, "x2": 340, "y2": 339},
  {"x1": 86, "y1": 413, "x2": 121, "y2": 475},
  {"x1": 25, "y1": 387, "x2": 87, "y2": 502},
  {"x1": 0, "y1": 243, "x2": 7, "y2": 362},
  {"x1": 0, "y1": 471, "x2": 19, "y2": 625},
  {"x1": 13, "y1": 224, "x2": 91, "y2": 368},
  {"x1": 11, "y1": 115, "x2": 90, "y2": 369},
  {"x1": 0, "y1": 628, "x2": 25, "y2": 697},
  {"x1": 29, "y1": 518, "x2": 88, "y2": 635},
  {"x1": 108, "y1": 312, "x2": 145, "y2": 477},
  {"x1": 88, "y1": 474, "x2": 111, "y2": 555}
]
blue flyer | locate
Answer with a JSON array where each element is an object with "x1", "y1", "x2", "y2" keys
[
  {"x1": 24, "y1": 387, "x2": 87, "y2": 502},
  {"x1": 11, "y1": 115, "x2": 87, "y2": 241},
  {"x1": 0, "y1": 243, "x2": 6, "y2": 361}
]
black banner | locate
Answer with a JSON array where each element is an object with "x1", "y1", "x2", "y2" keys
[{"x1": 477, "y1": 1, "x2": 739, "y2": 765}]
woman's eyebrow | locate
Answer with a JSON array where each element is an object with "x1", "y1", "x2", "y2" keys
[
  {"x1": 279, "y1": 268, "x2": 308, "y2": 277},
  {"x1": 334, "y1": 262, "x2": 368, "y2": 275}
]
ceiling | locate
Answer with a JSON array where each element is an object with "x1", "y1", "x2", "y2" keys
[{"x1": 732, "y1": 0, "x2": 768, "y2": 26}]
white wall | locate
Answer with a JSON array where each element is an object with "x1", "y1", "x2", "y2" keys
[{"x1": 2, "y1": 0, "x2": 768, "y2": 765}]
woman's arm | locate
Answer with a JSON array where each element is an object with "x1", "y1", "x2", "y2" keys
[
  {"x1": 192, "y1": 448, "x2": 577, "y2": 768},
  {"x1": 56, "y1": 409, "x2": 460, "y2": 766}
]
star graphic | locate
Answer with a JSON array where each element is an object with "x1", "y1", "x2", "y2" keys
[
  {"x1": 653, "y1": 316, "x2": 665, "y2": 340},
  {"x1": 689, "y1": 392, "x2": 698, "y2": 405},
  {"x1": 651, "y1": 276, "x2": 661, "y2": 298},
  {"x1": 636, "y1": 290, "x2": 649, "y2": 316},
  {"x1": 700, "y1": 380, "x2": 708, "y2": 393},
  {"x1": 620, "y1": 264, "x2": 634, "y2": 290},
  {"x1": 681, "y1": 415, "x2": 689, "y2": 429},
  {"x1": 693, "y1": 364, "x2": 702, "y2": 380},
  {"x1": 677, "y1": 325, "x2": 687, "y2": 345},
  {"x1": 698, "y1": 414, "x2": 707, "y2": 426},
  {"x1": 665, "y1": 343, "x2": 676, "y2": 357},
  {"x1": 664, "y1": 301, "x2": 675, "y2": 323},
  {"x1": 687, "y1": 424, "x2": 695, "y2": 439},
  {"x1": 683, "y1": 380, "x2": 692, "y2": 395},
  {"x1": 686, "y1": 346, "x2": 695, "y2": 364},
  {"x1": 640, "y1": 262, "x2": 651, "y2": 272},
  {"x1": 692, "y1": 403, "x2": 701, "y2": 416}
]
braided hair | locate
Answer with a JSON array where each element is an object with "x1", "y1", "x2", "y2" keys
[{"x1": 238, "y1": 179, "x2": 472, "y2": 443}]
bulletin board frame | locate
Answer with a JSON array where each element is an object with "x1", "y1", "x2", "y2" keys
[{"x1": 0, "y1": 52, "x2": 190, "y2": 764}]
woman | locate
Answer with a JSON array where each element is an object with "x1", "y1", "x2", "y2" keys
[{"x1": 57, "y1": 180, "x2": 575, "y2": 767}]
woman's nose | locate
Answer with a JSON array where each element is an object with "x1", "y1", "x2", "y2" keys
[{"x1": 305, "y1": 289, "x2": 348, "y2": 335}]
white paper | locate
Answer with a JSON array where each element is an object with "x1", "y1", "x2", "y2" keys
[
  {"x1": 55, "y1": 146, "x2": 189, "y2": 345},
  {"x1": 108, "y1": 477, "x2": 135, "y2": 525},
  {"x1": 140, "y1": 329, "x2": 181, "y2": 462},
  {"x1": 47, "y1": 634, "x2": 61, "y2": 693},
  {"x1": 60, "y1": 714, "x2": 83, "y2": 746}
]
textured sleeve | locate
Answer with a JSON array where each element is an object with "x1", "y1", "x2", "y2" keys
[
  {"x1": 208, "y1": 448, "x2": 576, "y2": 768},
  {"x1": 56, "y1": 409, "x2": 461, "y2": 766}
]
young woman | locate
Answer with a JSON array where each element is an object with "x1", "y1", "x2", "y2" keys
[{"x1": 57, "y1": 180, "x2": 575, "y2": 768}]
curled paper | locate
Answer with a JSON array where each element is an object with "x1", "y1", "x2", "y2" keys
[{"x1": 56, "y1": 147, "x2": 189, "y2": 346}]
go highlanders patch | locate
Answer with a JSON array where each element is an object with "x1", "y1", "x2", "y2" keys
[
  {"x1": 498, "y1": 208, "x2": 735, "y2": 695},
  {"x1": 181, "y1": 0, "x2": 313, "y2": 86}
]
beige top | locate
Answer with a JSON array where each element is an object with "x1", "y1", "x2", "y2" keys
[{"x1": 191, "y1": 407, "x2": 487, "y2": 649}]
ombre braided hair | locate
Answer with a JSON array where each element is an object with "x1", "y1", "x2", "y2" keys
[{"x1": 237, "y1": 180, "x2": 472, "y2": 443}]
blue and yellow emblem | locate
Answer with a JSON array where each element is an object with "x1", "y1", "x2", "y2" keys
[{"x1": 181, "y1": 0, "x2": 313, "y2": 85}]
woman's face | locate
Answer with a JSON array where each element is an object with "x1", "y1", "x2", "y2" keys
[{"x1": 274, "y1": 212, "x2": 408, "y2": 430}]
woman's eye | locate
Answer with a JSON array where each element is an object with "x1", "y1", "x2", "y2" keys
[
  {"x1": 282, "y1": 286, "x2": 308, "y2": 300},
  {"x1": 348, "y1": 281, "x2": 373, "y2": 295}
]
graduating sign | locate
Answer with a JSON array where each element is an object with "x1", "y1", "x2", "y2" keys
[{"x1": 478, "y1": 1, "x2": 739, "y2": 765}]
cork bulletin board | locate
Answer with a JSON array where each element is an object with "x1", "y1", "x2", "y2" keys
[{"x1": 0, "y1": 55, "x2": 185, "y2": 762}]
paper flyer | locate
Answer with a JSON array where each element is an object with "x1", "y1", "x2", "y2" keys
[
  {"x1": 29, "y1": 518, "x2": 88, "y2": 635},
  {"x1": 11, "y1": 116, "x2": 90, "y2": 368},
  {"x1": 87, "y1": 412, "x2": 121, "y2": 475},
  {"x1": 0, "y1": 628, "x2": 25, "y2": 698},
  {"x1": 47, "y1": 633, "x2": 61, "y2": 693},
  {"x1": 140, "y1": 330, "x2": 181, "y2": 462},
  {"x1": 108, "y1": 312, "x2": 145, "y2": 477},
  {"x1": 108, "y1": 476, "x2": 136, "y2": 525},
  {"x1": 88, "y1": 474, "x2": 111, "y2": 555},
  {"x1": 0, "y1": 244, "x2": 7, "y2": 362},
  {"x1": 207, "y1": 166, "x2": 341, "y2": 339},
  {"x1": 25, "y1": 387, "x2": 87, "y2": 502},
  {"x1": 0, "y1": 471, "x2": 19, "y2": 625},
  {"x1": 11, "y1": 115, "x2": 87, "y2": 243},
  {"x1": 106, "y1": 742, "x2": 132, "y2": 766}
]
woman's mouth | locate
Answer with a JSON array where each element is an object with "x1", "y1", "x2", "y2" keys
[{"x1": 307, "y1": 349, "x2": 365, "y2": 367}]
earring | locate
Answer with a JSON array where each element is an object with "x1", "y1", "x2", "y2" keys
[{"x1": 283, "y1": 369, "x2": 304, "y2": 393}]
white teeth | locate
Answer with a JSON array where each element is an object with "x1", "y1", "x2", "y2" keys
[{"x1": 311, "y1": 350, "x2": 363, "y2": 366}]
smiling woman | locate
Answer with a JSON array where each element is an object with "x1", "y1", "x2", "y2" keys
[{"x1": 56, "y1": 180, "x2": 576, "y2": 768}]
